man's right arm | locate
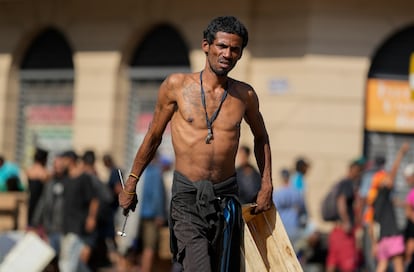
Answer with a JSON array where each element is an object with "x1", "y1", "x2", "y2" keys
[{"x1": 119, "y1": 74, "x2": 178, "y2": 212}]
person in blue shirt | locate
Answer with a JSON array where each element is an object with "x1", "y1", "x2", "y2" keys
[
  {"x1": 273, "y1": 168, "x2": 306, "y2": 249},
  {"x1": 138, "y1": 154, "x2": 167, "y2": 272},
  {"x1": 290, "y1": 158, "x2": 310, "y2": 195},
  {"x1": 0, "y1": 155, "x2": 23, "y2": 192}
]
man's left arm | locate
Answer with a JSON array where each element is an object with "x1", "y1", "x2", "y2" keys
[{"x1": 244, "y1": 87, "x2": 273, "y2": 214}]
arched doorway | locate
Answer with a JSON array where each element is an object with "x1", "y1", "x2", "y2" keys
[
  {"x1": 364, "y1": 24, "x2": 414, "y2": 226},
  {"x1": 17, "y1": 27, "x2": 74, "y2": 166},
  {"x1": 125, "y1": 24, "x2": 191, "y2": 168}
]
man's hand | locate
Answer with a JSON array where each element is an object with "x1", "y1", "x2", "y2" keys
[
  {"x1": 253, "y1": 182, "x2": 273, "y2": 214},
  {"x1": 119, "y1": 191, "x2": 138, "y2": 216}
]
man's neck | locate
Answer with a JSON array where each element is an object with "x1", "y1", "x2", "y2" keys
[
  {"x1": 69, "y1": 165, "x2": 81, "y2": 178},
  {"x1": 202, "y1": 67, "x2": 228, "y2": 89}
]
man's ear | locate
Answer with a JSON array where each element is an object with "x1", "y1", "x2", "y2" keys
[{"x1": 202, "y1": 39, "x2": 209, "y2": 55}]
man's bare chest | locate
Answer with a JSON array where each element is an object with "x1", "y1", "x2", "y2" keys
[{"x1": 175, "y1": 96, "x2": 245, "y2": 130}]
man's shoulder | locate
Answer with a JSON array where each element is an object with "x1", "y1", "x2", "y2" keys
[
  {"x1": 229, "y1": 77, "x2": 254, "y2": 93},
  {"x1": 69, "y1": 172, "x2": 94, "y2": 185},
  {"x1": 165, "y1": 72, "x2": 196, "y2": 87},
  {"x1": 336, "y1": 178, "x2": 354, "y2": 194},
  {"x1": 338, "y1": 178, "x2": 352, "y2": 186}
]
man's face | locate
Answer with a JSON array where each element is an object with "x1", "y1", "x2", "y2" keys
[
  {"x1": 203, "y1": 31, "x2": 243, "y2": 76},
  {"x1": 60, "y1": 156, "x2": 72, "y2": 171},
  {"x1": 350, "y1": 165, "x2": 363, "y2": 180},
  {"x1": 53, "y1": 157, "x2": 65, "y2": 175}
]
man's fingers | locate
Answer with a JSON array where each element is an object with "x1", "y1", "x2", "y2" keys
[
  {"x1": 252, "y1": 203, "x2": 272, "y2": 214},
  {"x1": 251, "y1": 206, "x2": 263, "y2": 215},
  {"x1": 121, "y1": 194, "x2": 138, "y2": 216}
]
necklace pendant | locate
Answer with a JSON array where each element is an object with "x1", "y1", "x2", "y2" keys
[{"x1": 205, "y1": 129, "x2": 213, "y2": 144}]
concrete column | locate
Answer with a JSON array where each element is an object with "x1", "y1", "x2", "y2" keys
[
  {"x1": 0, "y1": 54, "x2": 9, "y2": 152},
  {"x1": 73, "y1": 51, "x2": 121, "y2": 158},
  {"x1": 0, "y1": 53, "x2": 16, "y2": 159}
]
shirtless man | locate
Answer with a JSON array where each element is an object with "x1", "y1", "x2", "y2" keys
[{"x1": 119, "y1": 16, "x2": 273, "y2": 271}]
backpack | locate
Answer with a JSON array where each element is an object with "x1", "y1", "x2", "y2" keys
[{"x1": 321, "y1": 182, "x2": 341, "y2": 221}]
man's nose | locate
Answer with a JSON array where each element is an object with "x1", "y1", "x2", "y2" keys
[{"x1": 222, "y1": 48, "x2": 231, "y2": 58}]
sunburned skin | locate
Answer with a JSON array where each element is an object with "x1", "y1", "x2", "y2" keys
[
  {"x1": 120, "y1": 31, "x2": 273, "y2": 215},
  {"x1": 170, "y1": 73, "x2": 249, "y2": 183},
  {"x1": 119, "y1": 19, "x2": 273, "y2": 272}
]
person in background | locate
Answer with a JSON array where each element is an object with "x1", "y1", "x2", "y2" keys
[
  {"x1": 236, "y1": 145, "x2": 262, "y2": 204},
  {"x1": 102, "y1": 153, "x2": 122, "y2": 261},
  {"x1": 404, "y1": 163, "x2": 414, "y2": 270},
  {"x1": 359, "y1": 156, "x2": 385, "y2": 206},
  {"x1": 359, "y1": 155, "x2": 386, "y2": 272},
  {"x1": 26, "y1": 147, "x2": 50, "y2": 226},
  {"x1": 81, "y1": 150, "x2": 113, "y2": 270},
  {"x1": 326, "y1": 160, "x2": 364, "y2": 272},
  {"x1": 290, "y1": 157, "x2": 310, "y2": 195},
  {"x1": 103, "y1": 153, "x2": 122, "y2": 214},
  {"x1": 273, "y1": 168, "x2": 306, "y2": 250},
  {"x1": 137, "y1": 153, "x2": 167, "y2": 272},
  {"x1": 0, "y1": 155, "x2": 23, "y2": 192},
  {"x1": 366, "y1": 143, "x2": 409, "y2": 272},
  {"x1": 32, "y1": 154, "x2": 66, "y2": 270},
  {"x1": 59, "y1": 150, "x2": 99, "y2": 272}
]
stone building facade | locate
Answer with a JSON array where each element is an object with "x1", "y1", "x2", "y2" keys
[{"x1": 1, "y1": 0, "x2": 414, "y2": 223}]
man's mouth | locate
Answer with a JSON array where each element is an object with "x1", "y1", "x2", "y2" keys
[{"x1": 219, "y1": 60, "x2": 231, "y2": 68}]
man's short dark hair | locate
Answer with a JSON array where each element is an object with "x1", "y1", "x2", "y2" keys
[
  {"x1": 61, "y1": 150, "x2": 78, "y2": 161},
  {"x1": 374, "y1": 155, "x2": 386, "y2": 168},
  {"x1": 280, "y1": 168, "x2": 290, "y2": 181},
  {"x1": 203, "y1": 16, "x2": 249, "y2": 49},
  {"x1": 239, "y1": 145, "x2": 251, "y2": 156},
  {"x1": 103, "y1": 154, "x2": 113, "y2": 165},
  {"x1": 295, "y1": 158, "x2": 309, "y2": 172},
  {"x1": 82, "y1": 150, "x2": 96, "y2": 166},
  {"x1": 34, "y1": 147, "x2": 48, "y2": 166}
]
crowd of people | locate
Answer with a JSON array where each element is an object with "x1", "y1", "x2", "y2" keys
[
  {"x1": 24, "y1": 149, "x2": 113, "y2": 271},
  {"x1": 3, "y1": 144, "x2": 414, "y2": 272},
  {"x1": 1, "y1": 148, "x2": 170, "y2": 272},
  {"x1": 269, "y1": 142, "x2": 414, "y2": 272}
]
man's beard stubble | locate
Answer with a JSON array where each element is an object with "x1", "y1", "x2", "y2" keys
[{"x1": 208, "y1": 61, "x2": 232, "y2": 77}]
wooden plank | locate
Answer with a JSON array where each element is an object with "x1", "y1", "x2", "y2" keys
[
  {"x1": 242, "y1": 204, "x2": 303, "y2": 272},
  {"x1": 242, "y1": 223, "x2": 269, "y2": 272}
]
